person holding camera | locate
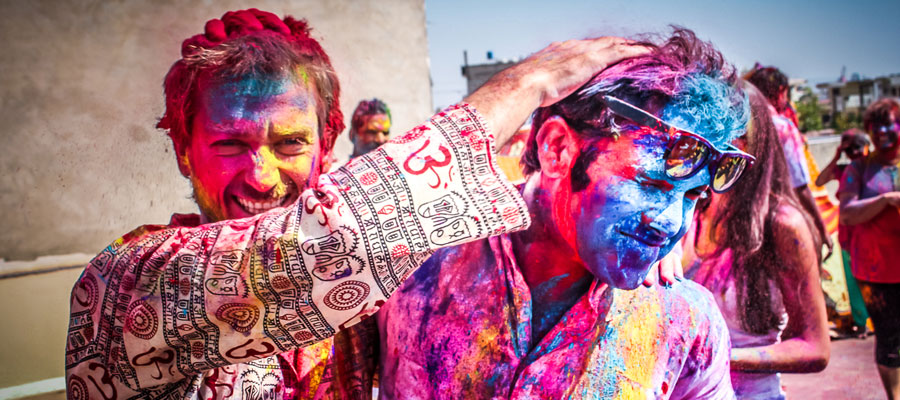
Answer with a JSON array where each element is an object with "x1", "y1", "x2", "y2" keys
[{"x1": 816, "y1": 128, "x2": 872, "y2": 338}]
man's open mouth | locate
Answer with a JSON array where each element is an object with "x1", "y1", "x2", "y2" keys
[{"x1": 235, "y1": 195, "x2": 291, "y2": 215}]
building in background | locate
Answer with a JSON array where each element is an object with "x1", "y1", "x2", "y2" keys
[
  {"x1": 461, "y1": 51, "x2": 518, "y2": 95},
  {"x1": 817, "y1": 73, "x2": 900, "y2": 126}
]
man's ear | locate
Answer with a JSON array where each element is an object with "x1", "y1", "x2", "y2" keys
[
  {"x1": 172, "y1": 139, "x2": 192, "y2": 178},
  {"x1": 536, "y1": 116, "x2": 580, "y2": 179}
]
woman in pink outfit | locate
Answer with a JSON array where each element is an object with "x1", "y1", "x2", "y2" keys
[{"x1": 682, "y1": 83, "x2": 830, "y2": 400}]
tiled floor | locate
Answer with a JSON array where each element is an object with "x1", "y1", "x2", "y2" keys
[{"x1": 783, "y1": 335, "x2": 886, "y2": 400}]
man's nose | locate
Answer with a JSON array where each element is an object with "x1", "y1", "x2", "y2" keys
[
  {"x1": 375, "y1": 132, "x2": 389, "y2": 145},
  {"x1": 247, "y1": 148, "x2": 282, "y2": 193},
  {"x1": 649, "y1": 197, "x2": 684, "y2": 237}
]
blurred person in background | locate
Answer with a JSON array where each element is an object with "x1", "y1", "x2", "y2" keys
[
  {"x1": 816, "y1": 128, "x2": 873, "y2": 337},
  {"x1": 747, "y1": 66, "x2": 832, "y2": 253},
  {"x1": 682, "y1": 83, "x2": 830, "y2": 400},
  {"x1": 838, "y1": 97, "x2": 900, "y2": 400},
  {"x1": 349, "y1": 98, "x2": 392, "y2": 157},
  {"x1": 816, "y1": 129, "x2": 872, "y2": 186}
]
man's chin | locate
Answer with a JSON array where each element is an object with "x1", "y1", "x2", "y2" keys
[
  {"x1": 607, "y1": 270, "x2": 651, "y2": 290},
  {"x1": 588, "y1": 262, "x2": 653, "y2": 290}
]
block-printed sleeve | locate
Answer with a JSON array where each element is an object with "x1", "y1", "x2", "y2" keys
[
  {"x1": 64, "y1": 104, "x2": 530, "y2": 395},
  {"x1": 670, "y1": 289, "x2": 737, "y2": 400}
]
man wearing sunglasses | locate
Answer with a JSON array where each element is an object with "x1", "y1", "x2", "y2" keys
[{"x1": 373, "y1": 29, "x2": 749, "y2": 398}]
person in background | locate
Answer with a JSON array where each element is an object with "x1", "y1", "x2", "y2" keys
[
  {"x1": 838, "y1": 97, "x2": 900, "y2": 400},
  {"x1": 747, "y1": 66, "x2": 832, "y2": 253},
  {"x1": 349, "y1": 98, "x2": 391, "y2": 157},
  {"x1": 816, "y1": 129, "x2": 872, "y2": 337},
  {"x1": 816, "y1": 129, "x2": 872, "y2": 187},
  {"x1": 682, "y1": 83, "x2": 830, "y2": 400}
]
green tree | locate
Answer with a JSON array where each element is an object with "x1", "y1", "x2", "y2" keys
[
  {"x1": 795, "y1": 87, "x2": 823, "y2": 133},
  {"x1": 834, "y1": 111, "x2": 862, "y2": 132}
]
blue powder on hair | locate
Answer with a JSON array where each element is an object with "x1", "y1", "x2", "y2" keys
[{"x1": 660, "y1": 73, "x2": 749, "y2": 147}]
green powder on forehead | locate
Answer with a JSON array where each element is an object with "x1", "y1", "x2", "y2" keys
[{"x1": 296, "y1": 66, "x2": 311, "y2": 86}]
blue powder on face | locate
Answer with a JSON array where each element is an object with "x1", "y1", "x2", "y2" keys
[
  {"x1": 222, "y1": 75, "x2": 292, "y2": 98},
  {"x1": 660, "y1": 73, "x2": 749, "y2": 148}
]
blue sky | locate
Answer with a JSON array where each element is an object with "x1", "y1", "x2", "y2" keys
[{"x1": 425, "y1": 0, "x2": 900, "y2": 109}]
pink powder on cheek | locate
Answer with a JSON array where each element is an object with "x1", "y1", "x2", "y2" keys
[
  {"x1": 587, "y1": 134, "x2": 644, "y2": 184},
  {"x1": 637, "y1": 174, "x2": 675, "y2": 192}
]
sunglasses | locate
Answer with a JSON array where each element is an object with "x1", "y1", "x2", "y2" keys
[
  {"x1": 875, "y1": 123, "x2": 899, "y2": 149},
  {"x1": 601, "y1": 95, "x2": 755, "y2": 193}
]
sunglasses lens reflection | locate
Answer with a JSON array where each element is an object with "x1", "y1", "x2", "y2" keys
[
  {"x1": 712, "y1": 156, "x2": 747, "y2": 192},
  {"x1": 666, "y1": 136, "x2": 710, "y2": 178}
]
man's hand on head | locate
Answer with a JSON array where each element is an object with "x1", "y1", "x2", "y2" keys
[{"x1": 464, "y1": 37, "x2": 651, "y2": 148}]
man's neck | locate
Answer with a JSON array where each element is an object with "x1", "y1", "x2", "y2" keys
[{"x1": 511, "y1": 175, "x2": 593, "y2": 345}]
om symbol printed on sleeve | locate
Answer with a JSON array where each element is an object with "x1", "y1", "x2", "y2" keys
[
  {"x1": 131, "y1": 347, "x2": 176, "y2": 380},
  {"x1": 404, "y1": 138, "x2": 453, "y2": 188}
]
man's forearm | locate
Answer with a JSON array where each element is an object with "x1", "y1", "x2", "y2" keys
[{"x1": 65, "y1": 106, "x2": 529, "y2": 394}]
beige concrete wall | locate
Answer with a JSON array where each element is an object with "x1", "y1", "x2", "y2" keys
[
  {"x1": 0, "y1": 0, "x2": 432, "y2": 262},
  {"x1": 0, "y1": 268, "x2": 82, "y2": 390}
]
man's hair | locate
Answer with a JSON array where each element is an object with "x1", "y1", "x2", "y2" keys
[
  {"x1": 350, "y1": 98, "x2": 392, "y2": 132},
  {"x1": 746, "y1": 66, "x2": 789, "y2": 112},
  {"x1": 157, "y1": 9, "x2": 344, "y2": 156},
  {"x1": 521, "y1": 27, "x2": 749, "y2": 191},
  {"x1": 863, "y1": 97, "x2": 900, "y2": 133}
]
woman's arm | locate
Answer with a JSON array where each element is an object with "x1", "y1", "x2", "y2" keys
[
  {"x1": 814, "y1": 147, "x2": 843, "y2": 187},
  {"x1": 836, "y1": 160, "x2": 900, "y2": 225},
  {"x1": 840, "y1": 191, "x2": 900, "y2": 226},
  {"x1": 730, "y1": 205, "x2": 830, "y2": 373}
]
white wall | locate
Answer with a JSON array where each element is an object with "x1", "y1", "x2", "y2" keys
[{"x1": 0, "y1": 0, "x2": 432, "y2": 262}]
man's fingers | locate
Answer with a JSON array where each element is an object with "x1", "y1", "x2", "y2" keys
[
  {"x1": 657, "y1": 251, "x2": 684, "y2": 287},
  {"x1": 532, "y1": 37, "x2": 653, "y2": 108},
  {"x1": 608, "y1": 42, "x2": 653, "y2": 59},
  {"x1": 674, "y1": 256, "x2": 684, "y2": 282},
  {"x1": 643, "y1": 261, "x2": 660, "y2": 287},
  {"x1": 658, "y1": 256, "x2": 676, "y2": 286}
]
